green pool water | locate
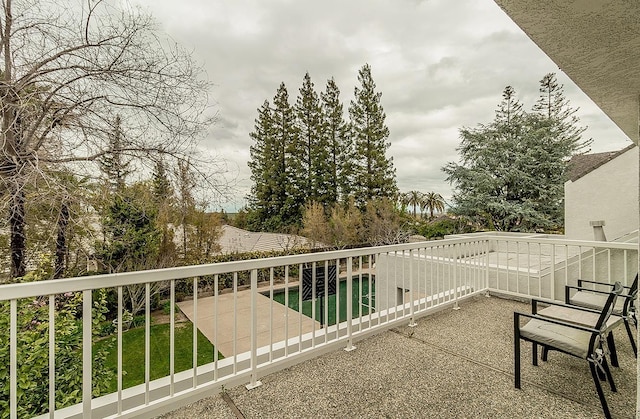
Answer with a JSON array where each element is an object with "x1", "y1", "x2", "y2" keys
[{"x1": 271, "y1": 275, "x2": 375, "y2": 326}]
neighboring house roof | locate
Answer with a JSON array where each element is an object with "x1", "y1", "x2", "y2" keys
[
  {"x1": 217, "y1": 225, "x2": 314, "y2": 254},
  {"x1": 567, "y1": 144, "x2": 636, "y2": 182}
]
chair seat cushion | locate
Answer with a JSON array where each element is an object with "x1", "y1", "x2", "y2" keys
[
  {"x1": 520, "y1": 318, "x2": 596, "y2": 359},
  {"x1": 570, "y1": 291, "x2": 625, "y2": 315},
  {"x1": 537, "y1": 305, "x2": 623, "y2": 332}
]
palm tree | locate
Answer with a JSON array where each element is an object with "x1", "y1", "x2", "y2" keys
[
  {"x1": 422, "y1": 192, "x2": 445, "y2": 219},
  {"x1": 404, "y1": 191, "x2": 424, "y2": 218}
]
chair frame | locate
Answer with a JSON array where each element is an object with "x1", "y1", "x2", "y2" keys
[
  {"x1": 514, "y1": 283, "x2": 622, "y2": 419},
  {"x1": 565, "y1": 274, "x2": 637, "y2": 358}
]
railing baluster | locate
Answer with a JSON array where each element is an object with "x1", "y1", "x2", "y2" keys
[
  {"x1": 431, "y1": 246, "x2": 435, "y2": 308},
  {"x1": 284, "y1": 265, "x2": 289, "y2": 357},
  {"x1": 506, "y1": 240, "x2": 510, "y2": 293},
  {"x1": 117, "y1": 286, "x2": 123, "y2": 412},
  {"x1": 578, "y1": 246, "x2": 583, "y2": 279},
  {"x1": 193, "y1": 277, "x2": 198, "y2": 388},
  {"x1": 564, "y1": 245, "x2": 569, "y2": 287},
  {"x1": 246, "y1": 269, "x2": 262, "y2": 389},
  {"x1": 298, "y1": 264, "x2": 303, "y2": 352},
  {"x1": 269, "y1": 267, "x2": 274, "y2": 361},
  {"x1": 608, "y1": 248, "x2": 612, "y2": 283},
  {"x1": 550, "y1": 244, "x2": 556, "y2": 301},
  {"x1": 483, "y1": 240, "x2": 488, "y2": 292},
  {"x1": 516, "y1": 241, "x2": 520, "y2": 295},
  {"x1": 345, "y1": 256, "x2": 355, "y2": 351},
  {"x1": 623, "y1": 250, "x2": 628, "y2": 285},
  {"x1": 83, "y1": 290, "x2": 92, "y2": 417},
  {"x1": 538, "y1": 243, "x2": 542, "y2": 298},
  {"x1": 453, "y1": 244, "x2": 459, "y2": 310},
  {"x1": 233, "y1": 272, "x2": 238, "y2": 373},
  {"x1": 145, "y1": 283, "x2": 150, "y2": 404},
  {"x1": 170, "y1": 280, "x2": 175, "y2": 396},
  {"x1": 368, "y1": 255, "x2": 372, "y2": 328},
  {"x1": 49, "y1": 294, "x2": 55, "y2": 419},
  {"x1": 10, "y1": 299, "x2": 17, "y2": 419},
  {"x1": 325, "y1": 260, "x2": 330, "y2": 338},
  {"x1": 358, "y1": 256, "x2": 362, "y2": 332},
  {"x1": 527, "y1": 242, "x2": 531, "y2": 296},
  {"x1": 214, "y1": 274, "x2": 219, "y2": 380},
  {"x1": 311, "y1": 261, "x2": 316, "y2": 347}
]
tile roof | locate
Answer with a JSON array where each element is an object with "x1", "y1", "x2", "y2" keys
[
  {"x1": 567, "y1": 144, "x2": 636, "y2": 182},
  {"x1": 217, "y1": 225, "x2": 314, "y2": 254}
]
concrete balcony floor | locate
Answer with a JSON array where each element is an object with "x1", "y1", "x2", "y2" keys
[{"x1": 161, "y1": 295, "x2": 637, "y2": 419}]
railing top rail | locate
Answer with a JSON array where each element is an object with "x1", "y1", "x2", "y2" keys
[
  {"x1": 487, "y1": 236, "x2": 638, "y2": 250},
  {"x1": 0, "y1": 234, "x2": 635, "y2": 300}
]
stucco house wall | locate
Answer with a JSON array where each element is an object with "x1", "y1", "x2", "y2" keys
[{"x1": 564, "y1": 145, "x2": 638, "y2": 241}]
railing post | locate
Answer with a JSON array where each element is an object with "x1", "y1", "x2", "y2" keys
[
  {"x1": 345, "y1": 257, "x2": 356, "y2": 352},
  {"x1": 82, "y1": 290, "x2": 92, "y2": 418},
  {"x1": 408, "y1": 249, "x2": 417, "y2": 327},
  {"x1": 453, "y1": 243, "x2": 460, "y2": 310},
  {"x1": 246, "y1": 269, "x2": 263, "y2": 389}
]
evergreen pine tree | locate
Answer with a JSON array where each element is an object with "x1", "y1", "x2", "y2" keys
[
  {"x1": 444, "y1": 81, "x2": 590, "y2": 231},
  {"x1": 321, "y1": 77, "x2": 352, "y2": 203},
  {"x1": 98, "y1": 116, "x2": 131, "y2": 193},
  {"x1": 294, "y1": 72, "x2": 331, "y2": 206},
  {"x1": 248, "y1": 100, "x2": 279, "y2": 228},
  {"x1": 272, "y1": 82, "x2": 300, "y2": 228},
  {"x1": 152, "y1": 159, "x2": 173, "y2": 204},
  {"x1": 349, "y1": 64, "x2": 397, "y2": 207},
  {"x1": 495, "y1": 86, "x2": 523, "y2": 126}
]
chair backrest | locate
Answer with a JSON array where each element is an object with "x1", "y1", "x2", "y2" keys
[
  {"x1": 594, "y1": 281, "x2": 623, "y2": 331},
  {"x1": 629, "y1": 274, "x2": 638, "y2": 298},
  {"x1": 624, "y1": 274, "x2": 638, "y2": 316}
]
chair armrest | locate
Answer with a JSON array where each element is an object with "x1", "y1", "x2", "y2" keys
[
  {"x1": 577, "y1": 279, "x2": 631, "y2": 290},
  {"x1": 565, "y1": 285, "x2": 634, "y2": 300},
  {"x1": 514, "y1": 311, "x2": 600, "y2": 334},
  {"x1": 531, "y1": 298, "x2": 601, "y2": 316}
]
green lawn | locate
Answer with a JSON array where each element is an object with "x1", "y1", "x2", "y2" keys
[
  {"x1": 95, "y1": 321, "x2": 221, "y2": 393},
  {"x1": 272, "y1": 275, "x2": 375, "y2": 326}
]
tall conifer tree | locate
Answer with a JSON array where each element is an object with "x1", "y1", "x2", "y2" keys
[
  {"x1": 322, "y1": 77, "x2": 352, "y2": 203},
  {"x1": 271, "y1": 83, "x2": 300, "y2": 228},
  {"x1": 248, "y1": 100, "x2": 279, "y2": 228},
  {"x1": 349, "y1": 64, "x2": 397, "y2": 207},
  {"x1": 293, "y1": 73, "x2": 331, "y2": 206}
]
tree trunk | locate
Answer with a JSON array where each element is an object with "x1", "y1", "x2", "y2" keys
[
  {"x1": 54, "y1": 201, "x2": 70, "y2": 279},
  {"x1": 10, "y1": 184, "x2": 26, "y2": 278}
]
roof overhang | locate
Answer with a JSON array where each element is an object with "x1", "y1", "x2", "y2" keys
[{"x1": 494, "y1": 0, "x2": 640, "y2": 144}]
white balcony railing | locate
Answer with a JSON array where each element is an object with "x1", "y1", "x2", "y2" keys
[{"x1": 1, "y1": 234, "x2": 636, "y2": 418}]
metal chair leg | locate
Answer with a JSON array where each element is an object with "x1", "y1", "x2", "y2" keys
[
  {"x1": 589, "y1": 361, "x2": 612, "y2": 419},
  {"x1": 601, "y1": 357, "x2": 616, "y2": 392},
  {"x1": 624, "y1": 319, "x2": 637, "y2": 357},
  {"x1": 606, "y1": 332, "x2": 619, "y2": 367}
]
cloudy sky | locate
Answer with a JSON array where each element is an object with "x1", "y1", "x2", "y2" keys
[{"x1": 130, "y1": 0, "x2": 631, "y2": 211}]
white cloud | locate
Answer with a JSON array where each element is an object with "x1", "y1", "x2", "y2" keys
[{"x1": 131, "y1": 0, "x2": 631, "y2": 211}]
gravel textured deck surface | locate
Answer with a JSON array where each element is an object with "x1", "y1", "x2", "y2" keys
[{"x1": 160, "y1": 295, "x2": 637, "y2": 419}]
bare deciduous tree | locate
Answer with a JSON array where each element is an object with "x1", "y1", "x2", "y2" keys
[{"x1": 0, "y1": 0, "x2": 214, "y2": 277}]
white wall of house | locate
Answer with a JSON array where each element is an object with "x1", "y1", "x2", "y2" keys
[{"x1": 564, "y1": 146, "x2": 639, "y2": 241}]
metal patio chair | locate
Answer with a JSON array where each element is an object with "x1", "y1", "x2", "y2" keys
[
  {"x1": 565, "y1": 274, "x2": 637, "y2": 359},
  {"x1": 514, "y1": 282, "x2": 623, "y2": 419}
]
